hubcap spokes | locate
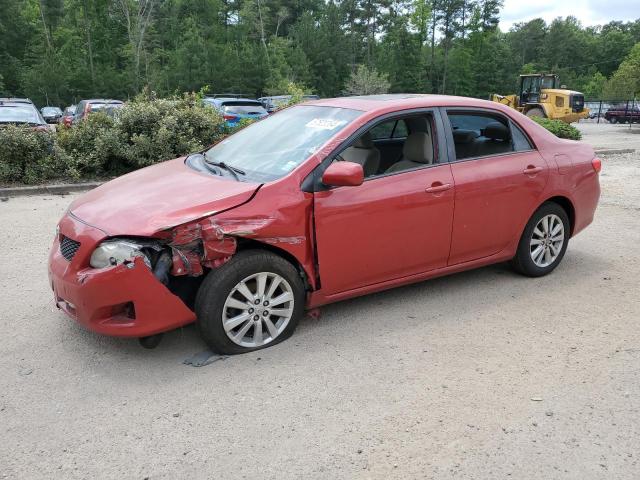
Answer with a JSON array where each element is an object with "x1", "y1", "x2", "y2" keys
[
  {"x1": 530, "y1": 214, "x2": 564, "y2": 267},
  {"x1": 223, "y1": 272, "x2": 294, "y2": 348}
]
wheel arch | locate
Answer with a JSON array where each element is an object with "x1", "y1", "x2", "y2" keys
[
  {"x1": 542, "y1": 195, "x2": 575, "y2": 235},
  {"x1": 235, "y1": 238, "x2": 314, "y2": 292}
]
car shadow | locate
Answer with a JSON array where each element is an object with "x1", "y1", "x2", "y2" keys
[{"x1": 61, "y1": 248, "x2": 609, "y2": 369}]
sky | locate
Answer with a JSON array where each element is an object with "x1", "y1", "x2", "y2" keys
[{"x1": 499, "y1": 0, "x2": 640, "y2": 31}]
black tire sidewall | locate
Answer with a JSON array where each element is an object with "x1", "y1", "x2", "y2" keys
[
  {"x1": 195, "y1": 250, "x2": 305, "y2": 355},
  {"x1": 513, "y1": 203, "x2": 570, "y2": 277}
]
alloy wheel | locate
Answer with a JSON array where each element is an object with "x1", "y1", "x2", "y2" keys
[
  {"x1": 530, "y1": 214, "x2": 565, "y2": 268},
  {"x1": 222, "y1": 272, "x2": 295, "y2": 348}
]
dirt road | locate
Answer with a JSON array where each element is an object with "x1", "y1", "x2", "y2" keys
[{"x1": 1, "y1": 123, "x2": 638, "y2": 479}]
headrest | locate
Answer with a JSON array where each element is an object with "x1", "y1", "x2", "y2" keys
[
  {"x1": 402, "y1": 132, "x2": 433, "y2": 164},
  {"x1": 482, "y1": 122, "x2": 510, "y2": 141},
  {"x1": 452, "y1": 129, "x2": 477, "y2": 144},
  {"x1": 353, "y1": 131, "x2": 374, "y2": 149}
]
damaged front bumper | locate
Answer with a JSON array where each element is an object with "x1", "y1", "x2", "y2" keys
[{"x1": 48, "y1": 214, "x2": 196, "y2": 337}]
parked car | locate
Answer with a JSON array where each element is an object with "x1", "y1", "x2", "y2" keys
[
  {"x1": 0, "y1": 97, "x2": 34, "y2": 105},
  {"x1": 202, "y1": 96, "x2": 268, "y2": 127},
  {"x1": 604, "y1": 106, "x2": 640, "y2": 123},
  {"x1": 0, "y1": 98, "x2": 49, "y2": 130},
  {"x1": 41, "y1": 106, "x2": 63, "y2": 124},
  {"x1": 258, "y1": 94, "x2": 320, "y2": 113},
  {"x1": 60, "y1": 105, "x2": 76, "y2": 127},
  {"x1": 49, "y1": 94, "x2": 601, "y2": 354},
  {"x1": 73, "y1": 99, "x2": 124, "y2": 124}
]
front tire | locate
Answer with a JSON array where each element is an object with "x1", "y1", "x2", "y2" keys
[
  {"x1": 195, "y1": 250, "x2": 305, "y2": 355},
  {"x1": 511, "y1": 202, "x2": 570, "y2": 277}
]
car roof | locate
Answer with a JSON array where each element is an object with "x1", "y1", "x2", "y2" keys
[
  {"x1": 79, "y1": 99, "x2": 123, "y2": 103},
  {"x1": 0, "y1": 98, "x2": 34, "y2": 105},
  {"x1": 216, "y1": 97, "x2": 262, "y2": 103},
  {"x1": 307, "y1": 94, "x2": 516, "y2": 114},
  {"x1": 0, "y1": 101, "x2": 37, "y2": 108}
]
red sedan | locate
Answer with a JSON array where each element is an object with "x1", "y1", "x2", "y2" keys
[{"x1": 48, "y1": 95, "x2": 601, "y2": 353}]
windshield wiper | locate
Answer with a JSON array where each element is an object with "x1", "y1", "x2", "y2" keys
[{"x1": 204, "y1": 159, "x2": 245, "y2": 181}]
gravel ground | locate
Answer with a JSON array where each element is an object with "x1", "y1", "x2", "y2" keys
[{"x1": 1, "y1": 124, "x2": 639, "y2": 479}]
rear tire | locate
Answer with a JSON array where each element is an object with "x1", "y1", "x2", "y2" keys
[
  {"x1": 526, "y1": 108, "x2": 545, "y2": 118},
  {"x1": 609, "y1": 117, "x2": 618, "y2": 124},
  {"x1": 195, "y1": 250, "x2": 305, "y2": 355},
  {"x1": 511, "y1": 202, "x2": 570, "y2": 277}
]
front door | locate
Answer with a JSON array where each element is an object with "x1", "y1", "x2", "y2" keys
[{"x1": 313, "y1": 165, "x2": 455, "y2": 295}]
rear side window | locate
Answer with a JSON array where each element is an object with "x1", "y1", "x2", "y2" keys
[
  {"x1": 369, "y1": 119, "x2": 408, "y2": 140},
  {"x1": 511, "y1": 123, "x2": 533, "y2": 151},
  {"x1": 447, "y1": 111, "x2": 530, "y2": 160}
]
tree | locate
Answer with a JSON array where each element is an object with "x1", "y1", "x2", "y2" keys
[
  {"x1": 583, "y1": 72, "x2": 606, "y2": 99},
  {"x1": 0, "y1": 1, "x2": 637, "y2": 105},
  {"x1": 436, "y1": 0, "x2": 466, "y2": 93},
  {"x1": 343, "y1": 64, "x2": 390, "y2": 95},
  {"x1": 117, "y1": 0, "x2": 157, "y2": 91},
  {"x1": 604, "y1": 43, "x2": 640, "y2": 99}
]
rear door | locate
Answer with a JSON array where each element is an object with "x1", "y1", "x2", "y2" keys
[{"x1": 444, "y1": 108, "x2": 548, "y2": 265}]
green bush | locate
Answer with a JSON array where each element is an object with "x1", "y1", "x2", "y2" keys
[
  {"x1": 532, "y1": 117, "x2": 582, "y2": 140},
  {"x1": 56, "y1": 113, "x2": 122, "y2": 176},
  {"x1": 59, "y1": 92, "x2": 225, "y2": 175},
  {"x1": 0, "y1": 126, "x2": 70, "y2": 184},
  {"x1": 117, "y1": 94, "x2": 224, "y2": 169},
  {"x1": 1, "y1": 92, "x2": 226, "y2": 185}
]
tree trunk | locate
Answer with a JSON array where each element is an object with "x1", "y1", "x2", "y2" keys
[
  {"x1": 37, "y1": 0, "x2": 53, "y2": 51},
  {"x1": 82, "y1": 0, "x2": 96, "y2": 88}
]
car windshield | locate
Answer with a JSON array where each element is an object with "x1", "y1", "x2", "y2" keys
[
  {"x1": 42, "y1": 107, "x2": 61, "y2": 115},
  {"x1": 204, "y1": 105, "x2": 362, "y2": 182},
  {"x1": 223, "y1": 102, "x2": 267, "y2": 115},
  {"x1": 0, "y1": 105, "x2": 44, "y2": 124},
  {"x1": 91, "y1": 102, "x2": 122, "y2": 111}
]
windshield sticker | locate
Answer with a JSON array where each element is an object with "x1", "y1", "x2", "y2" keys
[{"x1": 305, "y1": 118, "x2": 347, "y2": 130}]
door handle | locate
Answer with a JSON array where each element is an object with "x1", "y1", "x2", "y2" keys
[
  {"x1": 523, "y1": 165, "x2": 543, "y2": 175},
  {"x1": 425, "y1": 182, "x2": 452, "y2": 193}
]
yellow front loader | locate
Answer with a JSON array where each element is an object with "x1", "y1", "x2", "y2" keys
[{"x1": 491, "y1": 74, "x2": 589, "y2": 124}]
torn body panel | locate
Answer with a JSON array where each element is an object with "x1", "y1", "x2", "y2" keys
[{"x1": 166, "y1": 185, "x2": 317, "y2": 291}]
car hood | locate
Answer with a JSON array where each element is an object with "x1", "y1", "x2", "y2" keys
[{"x1": 69, "y1": 157, "x2": 261, "y2": 236}]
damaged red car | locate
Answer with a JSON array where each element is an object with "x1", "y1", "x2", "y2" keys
[{"x1": 48, "y1": 94, "x2": 601, "y2": 353}]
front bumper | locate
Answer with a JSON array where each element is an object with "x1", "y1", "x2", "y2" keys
[{"x1": 48, "y1": 213, "x2": 196, "y2": 337}]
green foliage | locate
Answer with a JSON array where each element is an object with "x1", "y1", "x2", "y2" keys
[
  {"x1": 532, "y1": 117, "x2": 582, "y2": 140},
  {"x1": 285, "y1": 82, "x2": 309, "y2": 106},
  {"x1": 0, "y1": 126, "x2": 67, "y2": 184},
  {"x1": 583, "y1": 72, "x2": 607, "y2": 99},
  {"x1": 2, "y1": 94, "x2": 225, "y2": 184},
  {"x1": 1, "y1": 1, "x2": 639, "y2": 103},
  {"x1": 56, "y1": 113, "x2": 121, "y2": 176},
  {"x1": 343, "y1": 65, "x2": 390, "y2": 95},
  {"x1": 604, "y1": 43, "x2": 640, "y2": 98}
]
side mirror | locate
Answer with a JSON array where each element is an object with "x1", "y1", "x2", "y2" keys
[{"x1": 322, "y1": 161, "x2": 364, "y2": 187}]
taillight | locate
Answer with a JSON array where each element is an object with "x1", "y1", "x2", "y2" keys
[
  {"x1": 592, "y1": 157, "x2": 602, "y2": 173},
  {"x1": 223, "y1": 114, "x2": 238, "y2": 121}
]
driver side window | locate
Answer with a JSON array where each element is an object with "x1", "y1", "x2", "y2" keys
[{"x1": 336, "y1": 114, "x2": 437, "y2": 179}]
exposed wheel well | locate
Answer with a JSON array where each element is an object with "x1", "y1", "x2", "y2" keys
[
  {"x1": 544, "y1": 196, "x2": 575, "y2": 235},
  {"x1": 235, "y1": 238, "x2": 313, "y2": 291}
]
